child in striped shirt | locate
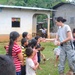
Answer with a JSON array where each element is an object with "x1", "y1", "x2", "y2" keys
[
  {"x1": 21, "y1": 38, "x2": 28, "y2": 75},
  {"x1": 5, "y1": 31, "x2": 24, "y2": 75}
]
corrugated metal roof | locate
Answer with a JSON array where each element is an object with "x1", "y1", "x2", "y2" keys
[
  {"x1": 53, "y1": 2, "x2": 75, "y2": 9},
  {"x1": 0, "y1": 5, "x2": 55, "y2": 11}
]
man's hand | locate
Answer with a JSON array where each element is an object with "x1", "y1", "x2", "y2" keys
[{"x1": 54, "y1": 40, "x2": 61, "y2": 46}]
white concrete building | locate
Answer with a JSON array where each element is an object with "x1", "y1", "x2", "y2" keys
[{"x1": 0, "y1": 5, "x2": 54, "y2": 41}]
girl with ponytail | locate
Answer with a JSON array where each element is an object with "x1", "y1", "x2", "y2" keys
[{"x1": 5, "y1": 31, "x2": 24, "y2": 75}]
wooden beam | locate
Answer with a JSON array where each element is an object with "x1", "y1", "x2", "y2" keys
[{"x1": 47, "y1": 14, "x2": 50, "y2": 38}]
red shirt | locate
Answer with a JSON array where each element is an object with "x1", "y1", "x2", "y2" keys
[{"x1": 6, "y1": 42, "x2": 21, "y2": 72}]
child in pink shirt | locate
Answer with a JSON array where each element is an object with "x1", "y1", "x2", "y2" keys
[
  {"x1": 29, "y1": 39, "x2": 38, "y2": 65},
  {"x1": 32, "y1": 48, "x2": 38, "y2": 65}
]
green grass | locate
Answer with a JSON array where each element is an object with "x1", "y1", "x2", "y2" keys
[
  {"x1": 0, "y1": 42, "x2": 69, "y2": 75},
  {"x1": 0, "y1": 43, "x2": 6, "y2": 54}
]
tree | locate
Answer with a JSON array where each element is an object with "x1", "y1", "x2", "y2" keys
[
  {"x1": 5, "y1": 0, "x2": 66, "y2": 8},
  {"x1": 15, "y1": 0, "x2": 24, "y2": 6},
  {"x1": 7, "y1": 0, "x2": 15, "y2": 5}
]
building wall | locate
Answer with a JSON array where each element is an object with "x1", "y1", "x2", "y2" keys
[
  {"x1": 0, "y1": 8, "x2": 34, "y2": 42},
  {"x1": 0, "y1": 8, "x2": 34, "y2": 34},
  {"x1": 54, "y1": 4, "x2": 75, "y2": 31},
  {"x1": 0, "y1": 8, "x2": 50, "y2": 42}
]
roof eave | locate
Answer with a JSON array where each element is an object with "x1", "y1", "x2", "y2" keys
[{"x1": 0, "y1": 5, "x2": 55, "y2": 12}]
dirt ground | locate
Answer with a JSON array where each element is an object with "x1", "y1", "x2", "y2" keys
[
  {"x1": 0, "y1": 35, "x2": 22, "y2": 42},
  {"x1": 0, "y1": 35, "x2": 9, "y2": 42}
]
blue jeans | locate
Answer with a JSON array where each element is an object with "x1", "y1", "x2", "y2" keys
[{"x1": 16, "y1": 71, "x2": 21, "y2": 75}]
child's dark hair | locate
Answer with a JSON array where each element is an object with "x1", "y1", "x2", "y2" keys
[
  {"x1": 28, "y1": 39, "x2": 37, "y2": 48},
  {"x1": 22, "y1": 32, "x2": 28, "y2": 38},
  {"x1": 72, "y1": 28, "x2": 75, "y2": 33},
  {"x1": 25, "y1": 47, "x2": 33, "y2": 57},
  {"x1": 35, "y1": 36, "x2": 40, "y2": 41},
  {"x1": 21, "y1": 38, "x2": 27, "y2": 46},
  {"x1": 8, "y1": 31, "x2": 20, "y2": 56},
  {"x1": 56, "y1": 17, "x2": 66, "y2": 23},
  {"x1": 0, "y1": 55, "x2": 16, "y2": 75}
]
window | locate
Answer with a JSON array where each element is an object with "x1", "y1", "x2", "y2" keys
[
  {"x1": 12, "y1": 18, "x2": 20, "y2": 27},
  {"x1": 70, "y1": 17, "x2": 74, "y2": 24}
]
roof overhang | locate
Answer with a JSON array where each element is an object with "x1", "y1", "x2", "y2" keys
[{"x1": 0, "y1": 5, "x2": 56, "y2": 12}]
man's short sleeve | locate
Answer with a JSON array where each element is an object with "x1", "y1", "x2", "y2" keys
[{"x1": 66, "y1": 25, "x2": 71, "y2": 32}]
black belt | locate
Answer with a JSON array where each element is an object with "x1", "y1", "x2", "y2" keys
[
  {"x1": 60, "y1": 42, "x2": 70, "y2": 46},
  {"x1": 60, "y1": 41, "x2": 74, "y2": 49}
]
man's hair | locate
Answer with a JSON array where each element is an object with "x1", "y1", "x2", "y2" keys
[
  {"x1": 0, "y1": 55, "x2": 16, "y2": 75},
  {"x1": 56, "y1": 17, "x2": 66, "y2": 23}
]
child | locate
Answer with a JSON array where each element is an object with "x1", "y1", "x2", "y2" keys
[
  {"x1": 5, "y1": 31, "x2": 24, "y2": 75},
  {"x1": 54, "y1": 46, "x2": 61, "y2": 67},
  {"x1": 35, "y1": 36, "x2": 42, "y2": 63},
  {"x1": 22, "y1": 32, "x2": 31, "y2": 46},
  {"x1": 72, "y1": 28, "x2": 75, "y2": 48},
  {"x1": 21, "y1": 38, "x2": 28, "y2": 75},
  {"x1": 29, "y1": 39, "x2": 38, "y2": 65},
  {"x1": 22, "y1": 32, "x2": 30, "y2": 40},
  {"x1": 35, "y1": 36, "x2": 46, "y2": 64},
  {"x1": 25, "y1": 47, "x2": 39, "y2": 75},
  {"x1": 0, "y1": 55, "x2": 16, "y2": 75}
]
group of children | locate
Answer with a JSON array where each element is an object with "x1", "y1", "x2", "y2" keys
[
  {"x1": 4, "y1": 31, "x2": 46, "y2": 75},
  {"x1": 21, "y1": 32, "x2": 46, "y2": 75},
  {"x1": 1, "y1": 28, "x2": 75, "y2": 75}
]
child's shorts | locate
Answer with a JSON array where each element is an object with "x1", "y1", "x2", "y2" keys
[{"x1": 54, "y1": 47, "x2": 60, "y2": 56}]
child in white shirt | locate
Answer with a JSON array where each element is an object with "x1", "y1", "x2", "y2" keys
[
  {"x1": 25, "y1": 47, "x2": 39, "y2": 75},
  {"x1": 54, "y1": 46, "x2": 61, "y2": 67}
]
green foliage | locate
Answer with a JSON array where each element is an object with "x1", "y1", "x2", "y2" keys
[
  {"x1": 0, "y1": 0, "x2": 66, "y2": 8},
  {"x1": 14, "y1": 0, "x2": 24, "y2": 6}
]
